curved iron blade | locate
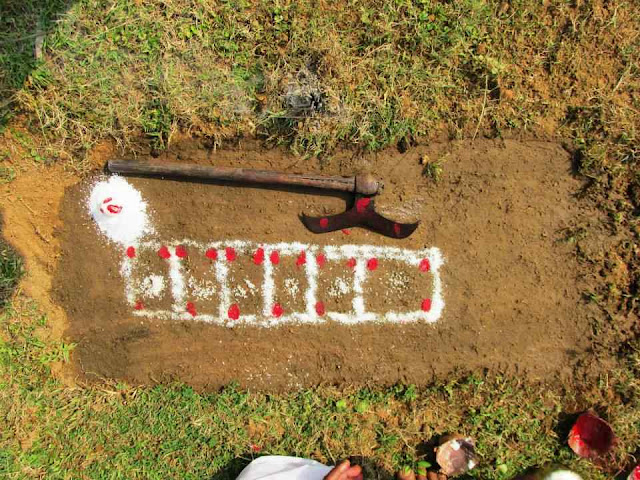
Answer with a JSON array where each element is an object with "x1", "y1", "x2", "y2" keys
[
  {"x1": 300, "y1": 211, "x2": 355, "y2": 233},
  {"x1": 301, "y1": 197, "x2": 419, "y2": 239},
  {"x1": 364, "y1": 211, "x2": 419, "y2": 238}
]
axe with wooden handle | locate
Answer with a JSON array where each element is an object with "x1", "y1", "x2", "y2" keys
[{"x1": 107, "y1": 160, "x2": 419, "y2": 239}]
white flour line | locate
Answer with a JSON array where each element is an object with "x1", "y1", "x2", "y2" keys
[{"x1": 120, "y1": 240, "x2": 445, "y2": 328}]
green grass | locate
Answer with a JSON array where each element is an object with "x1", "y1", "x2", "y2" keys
[
  {"x1": 0, "y1": 239, "x2": 23, "y2": 307},
  {"x1": 1, "y1": 0, "x2": 639, "y2": 478},
  {"x1": 2, "y1": 0, "x2": 637, "y2": 159}
]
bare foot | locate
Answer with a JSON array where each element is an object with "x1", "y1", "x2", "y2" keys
[
  {"x1": 397, "y1": 466, "x2": 415, "y2": 480},
  {"x1": 324, "y1": 459, "x2": 363, "y2": 480}
]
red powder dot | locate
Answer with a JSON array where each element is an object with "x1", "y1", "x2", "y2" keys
[
  {"x1": 316, "y1": 254, "x2": 326, "y2": 268},
  {"x1": 319, "y1": 217, "x2": 329, "y2": 228},
  {"x1": 393, "y1": 223, "x2": 401, "y2": 236},
  {"x1": 270, "y1": 251, "x2": 280, "y2": 265},
  {"x1": 346, "y1": 258, "x2": 356, "y2": 268},
  {"x1": 102, "y1": 197, "x2": 113, "y2": 204},
  {"x1": 106, "y1": 204, "x2": 122, "y2": 214},
  {"x1": 157, "y1": 246, "x2": 171, "y2": 259},
  {"x1": 225, "y1": 247, "x2": 236, "y2": 262},
  {"x1": 126, "y1": 246, "x2": 136, "y2": 258},
  {"x1": 296, "y1": 251, "x2": 306, "y2": 267},
  {"x1": 419, "y1": 258, "x2": 431, "y2": 272},
  {"x1": 205, "y1": 248, "x2": 218, "y2": 260},
  {"x1": 272, "y1": 303, "x2": 284, "y2": 318},
  {"x1": 421, "y1": 298, "x2": 432, "y2": 312},
  {"x1": 315, "y1": 301, "x2": 325, "y2": 316},
  {"x1": 228, "y1": 304, "x2": 240, "y2": 320},
  {"x1": 253, "y1": 247, "x2": 265, "y2": 265},
  {"x1": 367, "y1": 258, "x2": 378, "y2": 271},
  {"x1": 356, "y1": 197, "x2": 371, "y2": 213},
  {"x1": 134, "y1": 300, "x2": 144, "y2": 310},
  {"x1": 186, "y1": 301, "x2": 197, "y2": 317},
  {"x1": 175, "y1": 245, "x2": 188, "y2": 258},
  {"x1": 341, "y1": 229, "x2": 351, "y2": 235}
]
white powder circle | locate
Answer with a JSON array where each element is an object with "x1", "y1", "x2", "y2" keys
[{"x1": 88, "y1": 176, "x2": 153, "y2": 246}]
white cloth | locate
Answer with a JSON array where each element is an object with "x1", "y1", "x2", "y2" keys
[{"x1": 236, "y1": 456, "x2": 333, "y2": 480}]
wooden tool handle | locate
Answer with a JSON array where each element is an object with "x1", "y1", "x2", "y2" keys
[{"x1": 107, "y1": 160, "x2": 380, "y2": 195}]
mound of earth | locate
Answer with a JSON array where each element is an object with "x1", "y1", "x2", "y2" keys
[{"x1": 4, "y1": 139, "x2": 607, "y2": 391}]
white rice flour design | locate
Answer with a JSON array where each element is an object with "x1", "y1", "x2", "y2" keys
[
  {"x1": 121, "y1": 241, "x2": 445, "y2": 327},
  {"x1": 89, "y1": 177, "x2": 445, "y2": 328}
]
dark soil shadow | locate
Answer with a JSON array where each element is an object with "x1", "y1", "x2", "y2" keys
[
  {"x1": 0, "y1": 0, "x2": 72, "y2": 126},
  {"x1": 415, "y1": 436, "x2": 440, "y2": 469},
  {"x1": 552, "y1": 411, "x2": 580, "y2": 443},
  {"x1": 209, "y1": 457, "x2": 250, "y2": 480}
]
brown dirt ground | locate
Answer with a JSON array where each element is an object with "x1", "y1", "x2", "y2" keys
[{"x1": 3, "y1": 138, "x2": 615, "y2": 391}]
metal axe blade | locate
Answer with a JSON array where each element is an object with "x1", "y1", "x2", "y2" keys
[{"x1": 301, "y1": 196, "x2": 419, "y2": 239}]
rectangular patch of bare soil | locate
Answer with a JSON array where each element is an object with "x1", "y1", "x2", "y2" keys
[{"x1": 55, "y1": 139, "x2": 600, "y2": 391}]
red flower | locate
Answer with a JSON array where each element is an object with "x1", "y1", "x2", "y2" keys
[
  {"x1": 253, "y1": 247, "x2": 265, "y2": 265},
  {"x1": 295, "y1": 251, "x2": 306, "y2": 267}
]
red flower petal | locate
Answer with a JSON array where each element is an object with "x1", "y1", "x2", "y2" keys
[
  {"x1": 106, "y1": 204, "x2": 122, "y2": 214},
  {"x1": 419, "y1": 258, "x2": 431, "y2": 272},
  {"x1": 253, "y1": 247, "x2": 265, "y2": 265},
  {"x1": 356, "y1": 197, "x2": 371, "y2": 213},
  {"x1": 228, "y1": 304, "x2": 240, "y2": 320},
  {"x1": 296, "y1": 251, "x2": 306, "y2": 267},
  {"x1": 272, "y1": 303, "x2": 284, "y2": 318}
]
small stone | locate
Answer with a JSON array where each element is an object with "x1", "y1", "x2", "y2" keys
[{"x1": 436, "y1": 436, "x2": 477, "y2": 476}]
